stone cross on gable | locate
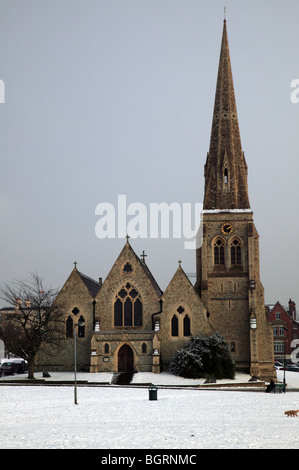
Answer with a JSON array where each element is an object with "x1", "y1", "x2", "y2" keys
[{"x1": 140, "y1": 250, "x2": 147, "y2": 263}]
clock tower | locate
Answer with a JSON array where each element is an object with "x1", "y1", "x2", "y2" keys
[{"x1": 196, "y1": 19, "x2": 275, "y2": 380}]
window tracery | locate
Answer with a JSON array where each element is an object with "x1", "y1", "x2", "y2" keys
[
  {"x1": 114, "y1": 283, "x2": 142, "y2": 327},
  {"x1": 230, "y1": 238, "x2": 242, "y2": 266}
]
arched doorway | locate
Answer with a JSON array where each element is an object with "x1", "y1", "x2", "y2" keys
[{"x1": 118, "y1": 344, "x2": 134, "y2": 373}]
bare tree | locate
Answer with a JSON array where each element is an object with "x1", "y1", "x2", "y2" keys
[{"x1": 0, "y1": 272, "x2": 65, "y2": 379}]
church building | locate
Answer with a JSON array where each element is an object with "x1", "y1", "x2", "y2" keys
[{"x1": 36, "y1": 20, "x2": 275, "y2": 380}]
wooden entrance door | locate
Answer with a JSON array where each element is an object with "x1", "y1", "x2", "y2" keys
[{"x1": 118, "y1": 344, "x2": 134, "y2": 372}]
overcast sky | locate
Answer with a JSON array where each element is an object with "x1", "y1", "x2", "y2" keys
[{"x1": 0, "y1": 0, "x2": 298, "y2": 307}]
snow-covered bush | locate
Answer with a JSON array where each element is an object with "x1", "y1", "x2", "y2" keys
[{"x1": 168, "y1": 332, "x2": 235, "y2": 379}]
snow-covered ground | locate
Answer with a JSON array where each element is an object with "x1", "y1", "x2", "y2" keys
[
  {"x1": 0, "y1": 369, "x2": 291, "y2": 386},
  {"x1": 0, "y1": 370, "x2": 257, "y2": 385},
  {"x1": 0, "y1": 370, "x2": 299, "y2": 449}
]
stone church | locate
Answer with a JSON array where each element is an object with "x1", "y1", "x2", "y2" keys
[{"x1": 36, "y1": 20, "x2": 275, "y2": 380}]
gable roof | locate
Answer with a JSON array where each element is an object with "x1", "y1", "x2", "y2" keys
[
  {"x1": 163, "y1": 264, "x2": 194, "y2": 296},
  {"x1": 57, "y1": 266, "x2": 101, "y2": 301},
  {"x1": 126, "y1": 242, "x2": 163, "y2": 297},
  {"x1": 163, "y1": 264, "x2": 207, "y2": 312},
  {"x1": 100, "y1": 240, "x2": 162, "y2": 298},
  {"x1": 77, "y1": 271, "x2": 101, "y2": 298}
]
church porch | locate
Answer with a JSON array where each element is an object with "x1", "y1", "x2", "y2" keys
[{"x1": 90, "y1": 330, "x2": 160, "y2": 374}]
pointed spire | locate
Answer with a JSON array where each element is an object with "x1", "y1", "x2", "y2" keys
[{"x1": 203, "y1": 20, "x2": 250, "y2": 210}]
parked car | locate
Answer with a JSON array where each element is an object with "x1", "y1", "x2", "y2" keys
[
  {"x1": 0, "y1": 359, "x2": 27, "y2": 376},
  {"x1": 285, "y1": 364, "x2": 299, "y2": 372},
  {"x1": 0, "y1": 362, "x2": 16, "y2": 375}
]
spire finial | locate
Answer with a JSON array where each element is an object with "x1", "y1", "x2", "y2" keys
[{"x1": 224, "y1": 6, "x2": 226, "y2": 22}]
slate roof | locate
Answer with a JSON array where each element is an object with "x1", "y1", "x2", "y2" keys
[{"x1": 77, "y1": 271, "x2": 101, "y2": 298}]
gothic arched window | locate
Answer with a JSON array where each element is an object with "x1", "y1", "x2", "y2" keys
[
  {"x1": 171, "y1": 315, "x2": 179, "y2": 337},
  {"x1": 66, "y1": 316, "x2": 73, "y2": 338},
  {"x1": 114, "y1": 298, "x2": 122, "y2": 326},
  {"x1": 183, "y1": 315, "x2": 191, "y2": 337},
  {"x1": 214, "y1": 238, "x2": 225, "y2": 265},
  {"x1": 113, "y1": 283, "x2": 143, "y2": 327},
  {"x1": 78, "y1": 315, "x2": 85, "y2": 338},
  {"x1": 231, "y1": 238, "x2": 242, "y2": 266},
  {"x1": 124, "y1": 298, "x2": 132, "y2": 326},
  {"x1": 134, "y1": 298, "x2": 142, "y2": 326}
]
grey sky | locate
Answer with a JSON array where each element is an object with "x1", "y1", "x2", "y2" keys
[{"x1": 0, "y1": 0, "x2": 298, "y2": 307}]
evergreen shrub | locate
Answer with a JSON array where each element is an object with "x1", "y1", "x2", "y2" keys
[{"x1": 168, "y1": 332, "x2": 235, "y2": 379}]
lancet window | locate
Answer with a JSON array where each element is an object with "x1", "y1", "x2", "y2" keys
[
  {"x1": 66, "y1": 316, "x2": 73, "y2": 338},
  {"x1": 230, "y1": 238, "x2": 242, "y2": 266},
  {"x1": 214, "y1": 238, "x2": 225, "y2": 265},
  {"x1": 171, "y1": 310, "x2": 191, "y2": 338},
  {"x1": 78, "y1": 315, "x2": 85, "y2": 338}
]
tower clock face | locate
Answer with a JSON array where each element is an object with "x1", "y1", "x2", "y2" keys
[{"x1": 221, "y1": 223, "x2": 234, "y2": 235}]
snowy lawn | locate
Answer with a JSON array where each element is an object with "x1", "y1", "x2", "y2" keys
[{"x1": 0, "y1": 369, "x2": 299, "y2": 449}]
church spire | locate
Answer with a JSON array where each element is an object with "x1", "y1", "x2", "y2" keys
[{"x1": 203, "y1": 20, "x2": 250, "y2": 211}]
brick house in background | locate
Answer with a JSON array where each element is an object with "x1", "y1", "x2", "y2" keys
[{"x1": 267, "y1": 300, "x2": 299, "y2": 363}]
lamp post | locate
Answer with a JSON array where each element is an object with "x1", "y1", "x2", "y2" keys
[
  {"x1": 249, "y1": 315, "x2": 258, "y2": 377},
  {"x1": 283, "y1": 326, "x2": 288, "y2": 393},
  {"x1": 74, "y1": 320, "x2": 85, "y2": 405}
]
